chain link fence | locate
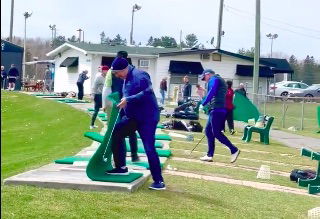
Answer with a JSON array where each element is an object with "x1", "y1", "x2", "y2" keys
[{"x1": 248, "y1": 93, "x2": 319, "y2": 134}]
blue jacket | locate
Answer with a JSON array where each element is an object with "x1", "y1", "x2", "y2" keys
[
  {"x1": 202, "y1": 74, "x2": 227, "y2": 110},
  {"x1": 123, "y1": 66, "x2": 160, "y2": 123}
]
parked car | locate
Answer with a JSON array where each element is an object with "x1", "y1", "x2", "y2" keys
[
  {"x1": 269, "y1": 81, "x2": 309, "y2": 97},
  {"x1": 288, "y1": 84, "x2": 320, "y2": 102}
]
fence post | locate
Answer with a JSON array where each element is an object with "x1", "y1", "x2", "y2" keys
[
  {"x1": 263, "y1": 94, "x2": 266, "y2": 115},
  {"x1": 300, "y1": 99, "x2": 305, "y2": 130},
  {"x1": 282, "y1": 102, "x2": 285, "y2": 128}
]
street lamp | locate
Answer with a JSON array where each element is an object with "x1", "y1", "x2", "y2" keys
[
  {"x1": 23, "y1": 11, "x2": 32, "y2": 82},
  {"x1": 76, "y1": 28, "x2": 83, "y2": 42},
  {"x1": 130, "y1": 4, "x2": 142, "y2": 45},
  {"x1": 49, "y1": 24, "x2": 56, "y2": 42},
  {"x1": 266, "y1": 33, "x2": 278, "y2": 58}
]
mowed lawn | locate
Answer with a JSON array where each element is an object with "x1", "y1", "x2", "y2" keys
[{"x1": 1, "y1": 92, "x2": 319, "y2": 218}]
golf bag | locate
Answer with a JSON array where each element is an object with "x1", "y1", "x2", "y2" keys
[
  {"x1": 290, "y1": 169, "x2": 316, "y2": 182},
  {"x1": 162, "y1": 119, "x2": 203, "y2": 132},
  {"x1": 173, "y1": 100, "x2": 200, "y2": 120}
]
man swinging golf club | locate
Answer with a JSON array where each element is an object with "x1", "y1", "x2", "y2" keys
[
  {"x1": 105, "y1": 57, "x2": 165, "y2": 190},
  {"x1": 200, "y1": 69, "x2": 240, "y2": 163}
]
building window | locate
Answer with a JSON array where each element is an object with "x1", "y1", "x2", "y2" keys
[
  {"x1": 212, "y1": 53, "x2": 221, "y2": 61},
  {"x1": 139, "y1": 59, "x2": 150, "y2": 68}
]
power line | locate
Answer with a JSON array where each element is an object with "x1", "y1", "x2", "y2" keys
[
  {"x1": 224, "y1": 5, "x2": 320, "y2": 40},
  {"x1": 224, "y1": 4, "x2": 320, "y2": 33}
]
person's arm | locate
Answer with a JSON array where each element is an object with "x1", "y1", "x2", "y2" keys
[
  {"x1": 202, "y1": 78, "x2": 219, "y2": 106},
  {"x1": 125, "y1": 72, "x2": 153, "y2": 103}
]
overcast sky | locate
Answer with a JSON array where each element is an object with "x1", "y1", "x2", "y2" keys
[{"x1": 1, "y1": 0, "x2": 320, "y2": 60}]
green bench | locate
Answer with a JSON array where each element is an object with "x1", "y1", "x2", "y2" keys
[
  {"x1": 242, "y1": 116, "x2": 274, "y2": 145},
  {"x1": 298, "y1": 148, "x2": 320, "y2": 194}
]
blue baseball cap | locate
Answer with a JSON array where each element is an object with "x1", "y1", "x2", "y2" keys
[
  {"x1": 111, "y1": 57, "x2": 129, "y2": 72},
  {"x1": 201, "y1": 69, "x2": 215, "y2": 80}
]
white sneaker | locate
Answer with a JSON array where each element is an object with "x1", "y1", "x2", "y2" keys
[
  {"x1": 230, "y1": 150, "x2": 240, "y2": 163},
  {"x1": 89, "y1": 125, "x2": 98, "y2": 130},
  {"x1": 200, "y1": 155, "x2": 213, "y2": 162}
]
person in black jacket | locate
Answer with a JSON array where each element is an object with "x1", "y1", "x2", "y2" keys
[
  {"x1": 7, "y1": 64, "x2": 19, "y2": 91},
  {"x1": 183, "y1": 75, "x2": 192, "y2": 102}
]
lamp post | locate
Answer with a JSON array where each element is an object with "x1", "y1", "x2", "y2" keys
[
  {"x1": 49, "y1": 24, "x2": 56, "y2": 45},
  {"x1": 266, "y1": 33, "x2": 278, "y2": 58},
  {"x1": 76, "y1": 28, "x2": 83, "y2": 42},
  {"x1": 130, "y1": 4, "x2": 142, "y2": 45},
  {"x1": 23, "y1": 12, "x2": 32, "y2": 82}
]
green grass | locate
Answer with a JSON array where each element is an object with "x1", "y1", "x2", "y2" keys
[
  {"x1": 1, "y1": 92, "x2": 319, "y2": 218},
  {"x1": 1, "y1": 91, "x2": 101, "y2": 179},
  {"x1": 2, "y1": 176, "x2": 319, "y2": 219}
]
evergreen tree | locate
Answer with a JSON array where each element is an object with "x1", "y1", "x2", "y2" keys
[
  {"x1": 67, "y1": 35, "x2": 78, "y2": 42},
  {"x1": 111, "y1": 34, "x2": 127, "y2": 45},
  {"x1": 146, "y1": 36, "x2": 154, "y2": 46},
  {"x1": 160, "y1": 36, "x2": 177, "y2": 48},
  {"x1": 185, "y1": 33, "x2": 198, "y2": 48},
  {"x1": 51, "y1": 35, "x2": 66, "y2": 48}
]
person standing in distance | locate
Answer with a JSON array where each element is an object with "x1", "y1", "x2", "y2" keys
[{"x1": 77, "y1": 70, "x2": 89, "y2": 100}]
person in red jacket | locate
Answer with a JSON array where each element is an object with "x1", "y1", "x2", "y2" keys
[{"x1": 225, "y1": 80, "x2": 235, "y2": 135}]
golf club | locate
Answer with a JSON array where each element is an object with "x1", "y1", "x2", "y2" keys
[{"x1": 189, "y1": 134, "x2": 206, "y2": 155}]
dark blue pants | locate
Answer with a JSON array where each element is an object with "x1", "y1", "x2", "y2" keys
[
  {"x1": 77, "y1": 82, "x2": 84, "y2": 100},
  {"x1": 91, "y1": 94, "x2": 102, "y2": 126},
  {"x1": 112, "y1": 117, "x2": 163, "y2": 182},
  {"x1": 205, "y1": 109, "x2": 238, "y2": 157}
]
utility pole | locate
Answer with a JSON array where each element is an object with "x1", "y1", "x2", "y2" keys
[
  {"x1": 82, "y1": 30, "x2": 84, "y2": 43},
  {"x1": 253, "y1": 0, "x2": 261, "y2": 104},
  {"x1": 216, "y1": 0, "x2": 224, "y2": 49},
  {"x1": 180, "y1": 30, "x2": 182, "y2": 50},
  {"x1": 76, "y1": 28, "x2": 82, "y2": 42},
  {"x1": 23, "y1": 12, "x2": 32, "y2": 83},
  {"x1": 9, "y1": 0, "x2": 14, "y2": 42}
]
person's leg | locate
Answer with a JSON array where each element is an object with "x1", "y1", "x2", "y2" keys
[
  {"x1": 160, "y1": 90, "x2": 165, "y2": 105},
  {"x1": 129, "y1": 132, "x2": 139, "y2": 161},
  {"x1": 138, "y1": 122, "x2": 164, "y2": 183},
  {"x1": 204, "y1": 112, "x2": 215, "y2": 157},
  {"x1": 226, "y1": 110, "x2": 234, "y2": 133},
  {"x1": 91, "y1": 94, "x2": 102, "y2": 127},
  {"x1": 110, "y1": 117, "x2": 137, "y2": 170},
  {"x1": 211, "y1": 110, "x2": 238, "y2": 154},
  {"x1": 77, "y1": 82, "x2": 83, "y2": 100}
]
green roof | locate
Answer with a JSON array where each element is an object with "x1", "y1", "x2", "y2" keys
[{"x1": 67, "y1": 42, "x2": 180, "y2": 56}]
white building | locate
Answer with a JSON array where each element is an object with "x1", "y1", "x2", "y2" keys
[{"x1": 47, "y1": 42, "x2": 293, "y2": 98}]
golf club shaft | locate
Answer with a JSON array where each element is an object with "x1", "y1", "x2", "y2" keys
[{"x1": 190, "y1": 134, "x2": 206, "y2": 154}]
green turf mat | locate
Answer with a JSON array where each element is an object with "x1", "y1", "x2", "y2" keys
[
  {"x1": 137, "y1": 133, "x2": 172, "y2": 141},
  {"x1": 55, "y1": 156, "x2": 91, "y2": 164},
  {"x1": 98, "y1": 113, "x2": 107, "y2": 118},
  {"x1": 55, "y1": 156, "x2": 163, "y2": 169},
  {"x1": 233, "y1": 92, "x2": 260, "y2": 122},
  {"x1": 125, "y1": 144, "x2": 172, "y2": 157},
  {"x1": 85, "y1": 92, "x2": 143, "y2": 182},
  {"x1": 101, "y1": 117, "x2": 108, "y2": 121},
  {"x1": 56, "y1": 98, "x2": 89, "y2": 103},
  {"x1": 33, "y1": 93, "x2": 58, "y2": 96},
  {"x1": 156, "y1": 124, "x2": 165, "y2": 129},
  {"x1": 87, "y1": 108, "x2": 95, "y2": 112},
  {"x1": 84, "y1": 132, "x2": 164, "y2": 148}
]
